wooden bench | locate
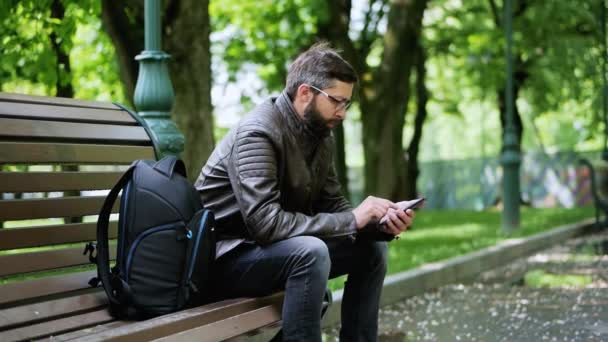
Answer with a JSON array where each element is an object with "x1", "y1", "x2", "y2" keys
[
  {"x1": 580, "y1": 158, "x2": 608, "y2": 229},
  {"x1": 0, "y1": 93, "x2": 283, "y2": 341}
]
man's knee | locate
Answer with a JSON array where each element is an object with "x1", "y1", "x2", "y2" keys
[
  {"x1": 290, "y1": 236, "x2": 331, "y2": 276},
  {"x1": 359, "y1": 240, "x2": 388, "y2": 274}
]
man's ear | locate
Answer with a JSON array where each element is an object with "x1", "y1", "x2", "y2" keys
[{"x1": 296, "y1": 84, "x2": 314, "y2": 104}]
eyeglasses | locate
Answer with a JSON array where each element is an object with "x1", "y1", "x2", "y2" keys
[{"x1": 307, "y1": 84, "x2": 352, "y2": 111}]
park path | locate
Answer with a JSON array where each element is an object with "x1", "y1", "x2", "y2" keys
[{"x1": 324, "y1": 229, "x2": 608, "y2": 341}]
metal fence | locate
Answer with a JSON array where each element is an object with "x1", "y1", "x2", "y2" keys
[{"x1": 348, "y1": 150, "x2": 601, "y2": 210}]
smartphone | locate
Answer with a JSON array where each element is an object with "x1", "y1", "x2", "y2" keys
[
  {"x1": 379, "y1": 197, "x2": 425, "y2": 225},
  {"x1": 399, "y1": 197, "x2": 425, "y2": 211}
]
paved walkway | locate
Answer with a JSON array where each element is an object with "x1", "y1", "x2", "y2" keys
[{"x1": 324, "y1": 230, "x2": 608, "y2": 341}]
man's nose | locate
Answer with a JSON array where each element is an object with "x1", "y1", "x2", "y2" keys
[{"x1": 334, "y1": 108, "x2": 347, "y2": 120}]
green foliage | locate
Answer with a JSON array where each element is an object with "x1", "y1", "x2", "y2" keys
[
  {"x1": 70, "y1": 9, "x2": 126, "y2": 103},
  {"x1": 423, "y1": 0, "x2": 603, "y2": 154},
  {"x1": 210, "y1": 0, "x2": 325, "y2": 92},
  {"x1": 1, "y1": 0, "x2": 59, "y2": 94},
  {"x1": 519, "y1": 1, "x2": 598, "y2": 113},
  {"x1": 0, "y1": 0, "x2": 125, "y2": 102}
]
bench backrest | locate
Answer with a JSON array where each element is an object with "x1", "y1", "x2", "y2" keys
[
  {"x1": 0, "y1": 93, "x2": 286, "y2": 342},
  {"x1": 0, "y1": 92, "x2": 155, "y2": 310}
]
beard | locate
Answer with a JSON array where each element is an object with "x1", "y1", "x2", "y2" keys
[{"x1": 303, "y1": 100, "x2": 341, "y2": 138}]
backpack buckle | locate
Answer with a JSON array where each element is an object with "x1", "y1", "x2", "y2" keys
[
  {"x1": 177, "y1": 229, "x2": 193, "y2": 241},
  {"x1": 189, "y1": 281, "x2": 199, "y2": 294},
  {"x1": 88, "y1": 276, "x2": 101, "y2": 288},
  {"x1": 83, "y1": 242, "x2": 98, "y2": 264}
]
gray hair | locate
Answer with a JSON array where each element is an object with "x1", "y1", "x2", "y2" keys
[{"x1": 285, "y1": 42, "x2": 358, "y2": 99}]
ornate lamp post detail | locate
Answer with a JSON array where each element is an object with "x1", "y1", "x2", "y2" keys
[
  {"x1": 501, "y1": 0, "x2": 521, "y2": 233},
  {"x1": 133, "y1": 0, "x2": 184, "y2": 158}
]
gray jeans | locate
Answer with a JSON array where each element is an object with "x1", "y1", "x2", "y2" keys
[{"x1": 212, "y1": 236, "x2": 388, "y2": 342}]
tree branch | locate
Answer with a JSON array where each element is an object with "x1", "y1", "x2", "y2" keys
[
  {"x1": 487, "y1": 0, "x2": 501, "y2": 27},
  {"x1": 359, "y1": 0, "x2": 389, "y2": 61},
  {"x1": 405, "y1": 40, "x2": 428, "y2": 198},
  {"x1": 374, "y1": 0, "x2": 428, "y2": 102},
  {"x1": 360, "y1": 0, "x2": 375, "y2": 43},
  {"x1": 514, "y1": 0, "x2": 529, "y2": 18},
  {"x1": 100, "y1": 0, "x2": 144, "y2": 101},
  {"x1": 50, "y1": 0, "x2": 73, "y2": 98},
  {"x1": 319, "y1": 0, "x2": 364, "y2": 74}
]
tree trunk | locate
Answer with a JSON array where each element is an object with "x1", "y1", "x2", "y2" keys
[
  {"x1": 497, "y1": 59, "x2": 528, "y2": 150},
  {"x1": 50, "y1": 0, "x2": 74, "y2": 99},
  {"x1": 164, "y1": 0, "x2": 215, "y2": 180},
  {"x1": 497, "y1": 88, "x2": 523, "y2": 149},
  {"x1": 51, "y1": 0, "x2": 81, "y2": 224},
  {"x1": 318, "y1": 0, "x2": 358, "y2": 200},
  {"x1": 405, "y1": 42, "x2": 428, "y2": 199},
  {"x1": 361, "y1": 0, "x2": 428, "y2": 201},
  {"x1": 319, "y1": 0, "x2": 428, "y2": 202},
  {"x1": 101, "y1": 0, "x2": 214, "y2": 180},
  {"x1": 100, "y1": 0, "x2": 143, "y2": 104}
]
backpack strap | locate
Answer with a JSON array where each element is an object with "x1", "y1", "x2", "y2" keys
[
  {"x1": 96, "y1": 163, "x2": 137, "y2": 307},
  {"x1": 153, "y1": 155, "x2": 187, "y2": 178}
]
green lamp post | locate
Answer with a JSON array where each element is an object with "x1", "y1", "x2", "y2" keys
[
  {"x1": 501, "y1": 0, "x2": 521, "y2": 233},
  {"x1": 133, "y1": 0, "x2": 184, "y2": 158}
]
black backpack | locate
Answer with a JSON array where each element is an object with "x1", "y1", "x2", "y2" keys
[{"x1": 87, "y1": 156, "x2": 215, "y2": 319}]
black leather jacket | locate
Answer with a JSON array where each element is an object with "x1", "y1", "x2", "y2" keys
[{"x1": 194, "y1": 91, "x2": 357, "y2": 245}]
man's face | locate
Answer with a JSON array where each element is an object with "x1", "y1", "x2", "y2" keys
[{"x1": 303, "y1": 81, "x2": 354, "y2": 135}]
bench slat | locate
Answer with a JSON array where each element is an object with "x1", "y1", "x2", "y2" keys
[
  {"x1": 0, "y1": 118, "x2": 150, "y2": 143},
  {"x1": 0, "y1": 292, "x2": 107, "y2": 331},
  {"x1": 74, "y1": 293, "x2": 284, "y2": 342},
  {"x1": 0, "y1": 196, "x2": 118, "y2": 221},
  {"x1": 49, "y1": 320, "x2": 130, "y2": 342},
  {"x1": 0, "y1": 171, "x2": 123, "y2": 192},
  {"x1": 0, "y1": 309, "x2": 113, "y2": 342},
  {"x1": 154, "y1": 303, "x2": 283, "y2": 342},
  {"x1": 0, "y1": 222, "x2": 118, "y2": 250},
  {"x1": 0, "y1": 101, "x2": 135, "y2": 124},
  {"x1": 0, "y1": 93, "x2": 118, "y2": 110},
  {"x1": 0, "y1": 270, "x2": 97, "y2": 306},
  {"x1": 0, "y1": 142, "x2": 155, "y2": 164},
  {"x1": 0, "y1": 245, "x2": 116, "y2": 277}
]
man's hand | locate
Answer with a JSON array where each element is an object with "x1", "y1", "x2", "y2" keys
[
  {"x1": 352, "y1": 196, "x2": 397, "y2": 229},
  {"x1": 382, "y1": 208, "x2": 415, "y2": 236}
]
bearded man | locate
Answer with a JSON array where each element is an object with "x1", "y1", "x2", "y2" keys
[{"x1": 195, "y1": 42, "x2": 414, "y2": 342}]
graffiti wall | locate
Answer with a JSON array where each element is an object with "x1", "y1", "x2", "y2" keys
[
  {"x1": 347, "y1": 150, "x2": 600, "y2": 210},
  {"x1": 416, "y1": 150, "x2": 600, "y2": 210}
]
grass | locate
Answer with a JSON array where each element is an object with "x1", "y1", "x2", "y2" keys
[
  {"x1": 328, "y1": 206, "x2": 595, "y2": 291},
  {"x1": 524, "y1": 269, "x2": 593, "y2": 288},
  {"x1": 0, "y1": 264, "x2": 98, "y2": 285}
]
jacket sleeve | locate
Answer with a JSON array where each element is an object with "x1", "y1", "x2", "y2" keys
[
  {"x1": 313, "y1": 158, "x2": 353, "y2": 213},
  {"x1": 229, "y1": 125, "x2": 357, "y2": 245}
]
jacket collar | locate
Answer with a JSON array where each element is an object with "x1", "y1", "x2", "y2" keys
[
  {"x1": 275, "y1": 90, "x2": 327, "y2": 162},
  {"x1": 275, "y1": 90, "x2": 329, "y2": 141}
]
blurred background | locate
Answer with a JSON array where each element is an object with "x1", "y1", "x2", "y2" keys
[{"x1": 0, "y1": 0, "x2": 604, "y2": 210}]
